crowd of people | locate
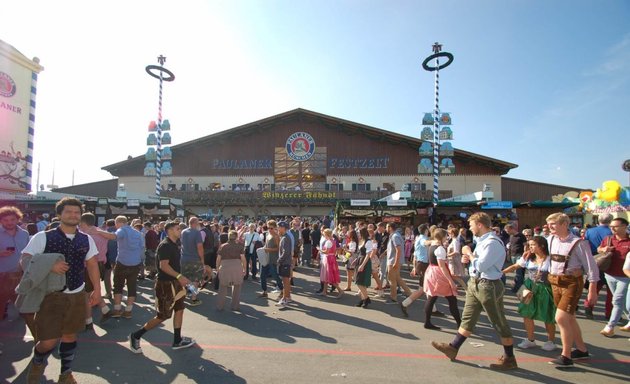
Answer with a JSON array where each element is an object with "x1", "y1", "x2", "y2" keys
[{"x1": 1, "y1": 199, "x2": 629, "y2": 382}]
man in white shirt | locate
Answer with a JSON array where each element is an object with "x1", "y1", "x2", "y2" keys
[
  {"x1": 24, "y1": 198, "x2": 100, "y2": 384},
  {"x1": 243, "y1": 223, "x2": 261, "y2": 280}
]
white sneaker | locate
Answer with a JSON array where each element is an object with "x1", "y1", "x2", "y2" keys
[
  {"x1": 517, "y1": 339, "x2": 538, "y2": 349},
  {"x1": 542, "y1": 341, "x2": 557, "y2": 351},
  {"x1": 275, "y1": 299, "x2": 287, "y2": 307}
]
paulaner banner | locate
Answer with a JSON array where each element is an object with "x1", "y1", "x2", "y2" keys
[{"x1": 0, "y1": 39, "x2": 43, "y2": 192}]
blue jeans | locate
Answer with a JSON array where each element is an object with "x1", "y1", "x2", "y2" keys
[
  {"x1": 379, "y1": 256, "x2": 388, "y2": 285},
  {"x1": 604, "y1": 274, "x2": 630, "y2": 328},
  {"x1": 245, "y1": 249, "x2": 258, "y2": 278},
  {"x1": 302, "y1": 244, "x2": 312, "y2": 265},
  {"x1": 260, "y1": 263, "x2": 283, "y2": 292}
]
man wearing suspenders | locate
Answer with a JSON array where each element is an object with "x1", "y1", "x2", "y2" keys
[{"x1": 545, "y1": 213, "x2": 599, "y2": 368}]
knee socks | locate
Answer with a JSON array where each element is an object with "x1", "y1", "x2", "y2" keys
[
  {"x1": 450, "y1": 333, "x2": 467, "y2": 350},
  {"x1": 503, "y1": 344, "x2": 514, "y2": 358},
  {"x1": 59, "y1": 341, "x2": 77, "y2": 374},
  {"x1": 32, "y1": 347, "x2": 54, "y2": 365},
  {"x1": 133, "y1": 326, "x2": 148, "y2": 340}
]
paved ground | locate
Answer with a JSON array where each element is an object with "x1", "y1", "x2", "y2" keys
[{"x1": 2, "y1": 265, "x2": 629, "y2": 384}]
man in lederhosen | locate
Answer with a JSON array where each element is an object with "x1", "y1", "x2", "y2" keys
[
  {"x1": 24, "y1": 198, "x2": 101, "y2": 384},
  {"x1": 545, "y1": 212, "x2": 599, "y2": 368}
]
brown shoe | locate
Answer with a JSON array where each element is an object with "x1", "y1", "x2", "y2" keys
[
  {"x1": 27, "y1": 362, "x2": 46, "y2": 384},
  {"x1": 489, "y1": 355, "x2": 518, "y2": 371},
  {"x1": 100, "y1": 310, "x2": 114, "y2": 324},
  {"x1": 431, "y1": 341, "x2": 458, "y2": 361},
  {"x1": 110, "y1": 309, "x2": 123, "y2": 318},
  {"x1": 57, "y1": 371, "x2": 78, "y2": 384},
  {"x1": 122, "y1": 310, "x2": 132, "y2": 319}
]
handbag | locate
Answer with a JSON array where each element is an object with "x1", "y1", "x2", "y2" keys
[
  {"x1": 516, "y1": 285, "x2": 533, "y2": 305},
  {"x1": 348, "y1": 252, "x2": 360, "y2": 269},
  {"x1": 594, "y1": 236, "x2": 613, "y2": 272},
  {"x1": 256, "y1": 247, "x2": 269, "y2": 267}
]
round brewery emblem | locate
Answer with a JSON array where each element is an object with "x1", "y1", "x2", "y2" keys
[
  {"x1": 286, "y1": 132, "x2": 315, "y2": 161},
  {"x1": 0, "y1": 72, "x2": 17, "y2": 98}
]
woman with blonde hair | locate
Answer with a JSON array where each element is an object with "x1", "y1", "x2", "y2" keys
[
  {"x1": 423, "y1": 228, "x2": 461, "y2": 330},
  {"x1": 216, "y1": 230, "x2": 247, "y2": 311},
  {"x1": 320, "y1": 228, "x2": 343, "y2": 298},
  {"x1": 343, "y1": 229, "x2": 359, "y2": 291}
]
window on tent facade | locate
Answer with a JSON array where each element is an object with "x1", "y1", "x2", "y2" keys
[{"x1": 274, "y1": 147, "x2": 327, "y2": 190}]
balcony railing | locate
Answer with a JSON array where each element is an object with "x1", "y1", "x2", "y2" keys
[{"x1": 163, "y1": 190, "x2": 452, "y2": 205}]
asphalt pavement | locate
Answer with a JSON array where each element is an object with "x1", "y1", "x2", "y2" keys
[{"x1": 2, "y1": 264, "x2": 629, "y2": 384}]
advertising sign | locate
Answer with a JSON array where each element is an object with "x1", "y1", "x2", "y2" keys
[
  {"x1": 0, "y1": 40, "x2": 43, "y2": 192},
  {"x1": 286, "y1": 132, "x2": 315, "y2": 161},
  {"x1": 481, "y1": 201, "x2": 513, "y2": 209},
  {"x1": 387, "y1": 199, "x2": 408, "y2": 206}
]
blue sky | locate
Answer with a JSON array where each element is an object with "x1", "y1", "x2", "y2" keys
[{"x1": 2, "y1": 0, "x2": 629, "y2": 191}]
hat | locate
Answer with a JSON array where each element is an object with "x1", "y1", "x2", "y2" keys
[
  {"x1": 171, "y1": 284, "x2": 186, "y2": 310},
  {"x1": 278, "y1": 221, "x2": 290, "y2": 229}
]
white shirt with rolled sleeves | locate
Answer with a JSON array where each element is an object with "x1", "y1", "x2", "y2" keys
[
  {"x1": 469, "y1": 232, "x2": 505, "y2": 280},
  {"x1": 547, "y1": 234, "x2": 599, "y2": 282},
  {"x1": 21, "y1": 230, "x2": 98, "y2": 293}
]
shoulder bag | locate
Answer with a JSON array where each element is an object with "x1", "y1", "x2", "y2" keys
[{"x1": 595, "y1": 236, "x2": 613, "y2": 272}]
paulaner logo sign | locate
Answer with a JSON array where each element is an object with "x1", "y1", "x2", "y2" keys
[
  {"x1": 286, "y1": 132, "x2": 315, "y2": 161},
  {"x1": 0, "y1": 71, "x2": 16, "y2": 97}
]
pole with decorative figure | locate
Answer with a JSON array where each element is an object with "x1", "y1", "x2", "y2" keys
[{"x1": 145, "y1": 55, "x2": 175, "y2": 196}]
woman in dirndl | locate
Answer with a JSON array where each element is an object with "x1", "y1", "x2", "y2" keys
[
  {"x1": 367, "y1": 226, "x2": 384, "y2": 295},
  {"x1": 423, "y1": 228, "x2": 461, "y2": 330},
  {"x1": 502, "y1": 235, "x2": 557, "y2": 351},
  {"x1": 319, "y1": 229, "x2": 343, "y2": 299},
  {"x1": 343, "y1": 230, "x2": 359, "y2": 291},
  {"x1": 355, "y1": 227, "x2": 373, "y2": 308}
]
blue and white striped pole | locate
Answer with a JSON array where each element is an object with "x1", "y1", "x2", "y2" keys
[
  {"x1": 422, "y1": 43, "x2": 453, "y2": 222},
  {"x1": 155, "y1": 63, "x2": 164, "y2": 197},
  {"x1": 26, "y1": 67, "x2": 39, "y2": 192},
  {"x1": 145, "y1": 56, "x2": 175, "y2": 197},
  {"x1": 432, "y1": 52, "x2": 440, "y2": 206}
]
